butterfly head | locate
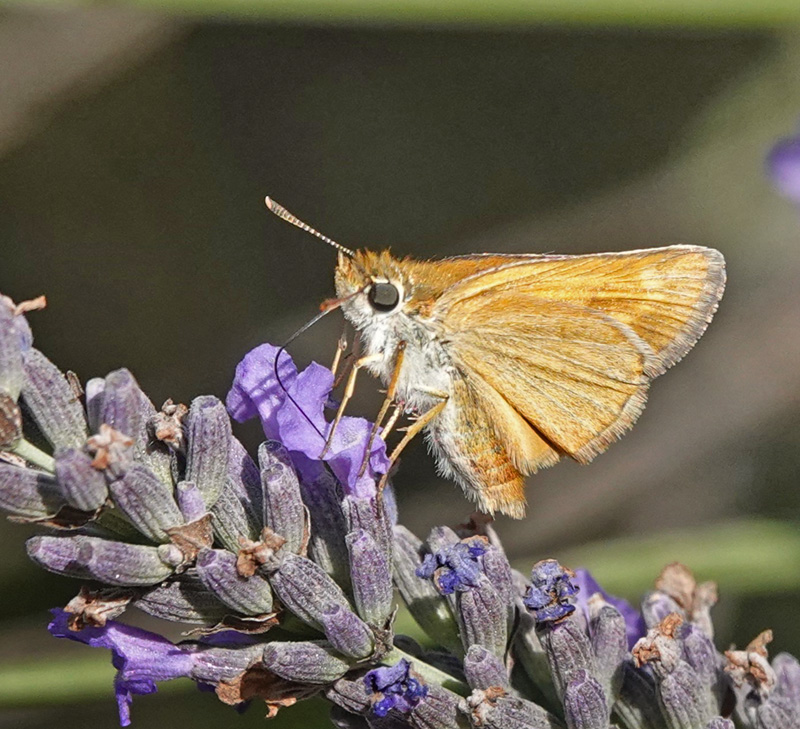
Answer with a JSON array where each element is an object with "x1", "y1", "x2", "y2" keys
[{"x1": 334, "y1": 249, "x2": 412, "y2": 331}]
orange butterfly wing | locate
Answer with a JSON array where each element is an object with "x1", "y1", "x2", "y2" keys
[
  {"x1": 427, "y1": 246, "x2": 724, "y2": 513},
  {"x1": 437, "y1": 246, "x2": 725, "y2": 375}
]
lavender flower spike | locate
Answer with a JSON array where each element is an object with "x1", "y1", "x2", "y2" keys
[{"x1": 4, "y1": 300, "x2": 800, "y2": 729}]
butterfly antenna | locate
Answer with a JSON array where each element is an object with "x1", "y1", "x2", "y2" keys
[{"x1": 265, "y1": 197, "x2": 355, "y2": 258}]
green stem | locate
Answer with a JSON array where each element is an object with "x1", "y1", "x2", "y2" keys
[
  {"x1": 382, "y1": 646, "x2": 470, "y2": 697},
  {"x1": 12, "y1": 438, "x2": 55, "y2": 473}
]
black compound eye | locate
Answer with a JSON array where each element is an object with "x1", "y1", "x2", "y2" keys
[{"x1": 367, "y1": 281, "x2": 400, "y2": 312}]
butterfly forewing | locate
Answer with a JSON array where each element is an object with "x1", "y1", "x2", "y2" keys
[
  {"x1": 437, "y1": 246, "x2": 726, "y2": 375},
  {"x1": 436, "y1": 246, "x2": 725, "y2": 467}
]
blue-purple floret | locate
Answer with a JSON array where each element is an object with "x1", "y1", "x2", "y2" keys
[
  {"x1": 767, "y1": 124, "x2": 800, "y2": 205},
  {"x1": 226, "y1": 343, "x2": 390, "y2": 498},
  {"x1": 49, "y1": 609, "x2": 195, "y2": 726},
  {"x1": 416, "y1": 538, "x2": 488, "y2": 595},
  {"x1": 524, "y1": 559, "x2": 579, "y2": 623},
  {"x1": 364, "y1": 658, "x2": 427, "y2": 716}
]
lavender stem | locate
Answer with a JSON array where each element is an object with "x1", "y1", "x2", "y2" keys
[{"x1": 12, "y1": 438, "x2": 55, "y2": 472}]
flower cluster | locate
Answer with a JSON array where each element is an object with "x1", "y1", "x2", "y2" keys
[{"x1": 0, "y1": 293, "x2": 798, "y2": 728}]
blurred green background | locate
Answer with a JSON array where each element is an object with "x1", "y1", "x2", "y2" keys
[{"x1": 1, "y1": 2, "x2": 800, "y2": 727}]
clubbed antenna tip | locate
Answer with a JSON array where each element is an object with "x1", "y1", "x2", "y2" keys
[{"x1": 264, "y1": 196, "x2": 355, "y2": 258}]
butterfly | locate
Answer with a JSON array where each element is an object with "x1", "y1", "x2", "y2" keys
[{"x1": 267, "y1": 198, "x2": 726, "y2": 518}]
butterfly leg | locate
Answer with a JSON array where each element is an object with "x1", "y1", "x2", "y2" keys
[
  {"x1": 321, "y1": 352, "x2": 382, "y2": 458},
  {"x1": 333, "y1": 334, "x2": 361, "y2": 390},
  {"x1": 378, "y1": 392, "x2": 449, "y2": 492},
  {"x1": 330, "y1": 329, "x2": 349, "y2": 379},
  {"x1": 357, "y1": 342, "x2": 406, "y2": 478},
  {"x1": 380, "y1": 403, "x2": 403, "y2": 440}
]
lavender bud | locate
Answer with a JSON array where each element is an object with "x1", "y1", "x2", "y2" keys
[
  {"x1": 259, "y1": 440, "x2": 306, "y2": 553},
  {"x1": 98, "y1": 369, "x2": 144, "y2": 442},
  {"x1": 426, "y1": 526, "x2": 460, "y2": 554},
  {"x1": 745, "y1": 701, "x2": 796, "y2": 729},
  {"x1": 456, "y1": 574, "x2": 507, "y2": 659},
  {"x1": 633, "y1": 614, "x2": 685, "y2": 678},
  {"x1": 773, "y1": 652, "x2": 800, "y2": 708},
  {"x1": 463, "y1": 645, "x2": 509, "y2": 691},
  {"x1": 85, "y1": 424, "x2": 134, "y2": 480},
  {"x1": 681, "y1": 623, "x2": 724, "y2": 715},
  {"x1": 363, "y1": 659, "x2": 429, "y2": 718},
  {"x1": 642, "y1": 591, "x2": 683, "y2": 629},
  {"x1": 262, "y1": 640, "x2": 351, "y2": 683},
  {"x1": 0, "y1": 461, "x2": 64, "y2": 518},
  {"x1": 195, "y1": 548, "x2": 274, "y2": 616},
  {"x1": 0, "y1": 301, "x2": 24, "y2": 400},
  {"x1": 410, "y1": 684, "x2": 460, "y2": 729},
  {"x1": 563, "y1": 669, "x2": 607, "y2": 729},
  {"x1": 268, "y1": 552, "x2": 355, "y2": 631},
  {"x1": 342, "y1": 494, "x2": 392, "y2": 561},
  {"x1": 54, "y1": 447, "x2": 108, "y2": 512},
  {"x1": 347, "y1": 528, "x2": 393, "y2": 629},
  {"x1": 189, "y1": 643, "x2": 266, "y2": 684},
  {"x1": 392, "y1": 526, "x2": 461, "y2": 654},
  {"x1": 27, "y1": 535, "x2": 175, "y2": 586},
  {"x1": 108, "y1": 463, "x2": 184, "y2": 543},
  {"x1": 480, "y1": 544, "x2": 516, "y2": 607},
  {"x1": 417, "y1": 537, "x2": 489, "y2": 597},
  {"x1": 319, "y1": 603, "x2": 375, "y2": 660},
  {"x1": 134, "y1": 571, "x2": 231, "y2": 623},
  {"x1": 537, "y1": 616, "x2": 596, "y2": 703},
  {"x1": 176, "y1": 480, "x2": 207, "y2": 522},
  {"x1": 654, "y1": 563, "x2": 717, "y2": 638},
  {"x1": 465, "y1": 689, "x2": 559, "y2": 729},
  {"x1": 588, "y1": 598, "x2": 628, "y2": 701},
  {"x1": 327, "y1": 675, "x2": 371, "y2": 715},
  {"x1": 659, "y1": 661, "x2": 709, "y2": 729},
  {"x1": 211, "y1": 437, "x2": 263, "y2": 551},
  {"x1": 20, "y1": 348, "x2": 88, "y2": 449},
  {"x1": 84, "y1": 377, "x2": 105, "y2": 433},
  {"x1": 135, "y1": 393, "x2": 173, "y2": 485},
  {"x1": 185, "y1": 395, "x2": 231, "y2": 509},
  {"x1": 300, "y1": 467, "x2": 350, "y2": 585}
]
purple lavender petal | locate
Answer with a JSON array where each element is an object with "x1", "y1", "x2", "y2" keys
[
  {"x1": 48, "y1": 608, "x2": 194, "y2": 726},
  {"x1": 226, "y1": 344, "x2": 390, "y2": 496},
  {"x1": 363, "y1": 659, "x2": 427, "y2": 717},
  {"x1": 416, "y1": 539, "x2": 488, "y2": 595},
  {"x1": 574, "y1": 568, "x2": 646, "y2": 648},
  {"x1": 523, "y1": 560, "x2": 578, "y2": 624},
  {"x1": 226, "y1": 343, "x2": 297, "y2": 434},
  {"x1": 767, "y1": 134, "x2": 800, "y2": 205},
  {"x1": 276, "y1": 361, "x2": 390, "y2": 496}
]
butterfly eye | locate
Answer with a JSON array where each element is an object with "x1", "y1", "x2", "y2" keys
[{"x1": 367, "y1": 281, "x2": 401, "y2": 313}]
